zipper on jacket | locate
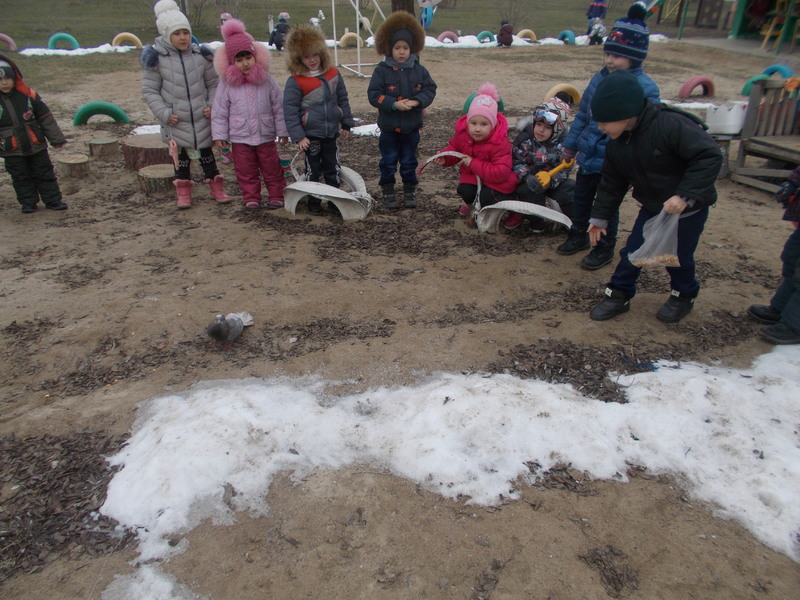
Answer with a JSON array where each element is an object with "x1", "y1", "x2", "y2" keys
[{"x1": 178, "y1": 51, "x2": 198, "y2": 148}]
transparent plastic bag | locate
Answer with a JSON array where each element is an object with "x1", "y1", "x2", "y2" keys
[{"x1": 628, "y1": 210, "x2": 681, "y2": 268}]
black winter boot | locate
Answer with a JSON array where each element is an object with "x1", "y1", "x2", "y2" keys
[
  {"x1": 581, "y1": 240, "x2": 616, "y2": 270},
  {"x1": 590, "y1": 287, "x2": 631, "y2": 321},
  {"x1": 656, "y1": 290, "x2": 695, "y2": 323},
  {"x1": 402, "y1": 183, "x2": 417, "y2": 208},
  {"x1": 557, "y1": 229, "x2": 591, "y2": 255},
  {"x1": 761, "y1": 322, "x2": 800, "y2": 344},
  {"x1": 748, "y1": 304, "x2": 781, "y2": 324},
  {"x1": 382, "y1": 184, "x2": 399, "y2": 209}
]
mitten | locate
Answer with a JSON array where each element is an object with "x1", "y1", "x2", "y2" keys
[
  {"x1": 561, "y1": 147, "x2": 576, "y2": 163},
  {"x1": 775, "y1": 181, "x2": 797, "y2": 207},
  {"x1": 513, "y1": 164, "x2": 530, "y2": 182},
  {"x1": 526, "y1": 174, "x2": 546, "y2": 195}
]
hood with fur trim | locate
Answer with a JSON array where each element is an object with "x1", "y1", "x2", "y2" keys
[
  {"x1": 285, "y1": 24, "x2": 330, "y2": 75},
  {"x1": 213, "y1": 19, "x2": 270, "y2": 85},
  {"x1": 374, "y1": 10, "x2": 425, "y2": 57}
]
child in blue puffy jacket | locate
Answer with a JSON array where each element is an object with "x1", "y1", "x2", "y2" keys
[{"x1": 559, "y1": 2, "x2": 660, "y2": 270}]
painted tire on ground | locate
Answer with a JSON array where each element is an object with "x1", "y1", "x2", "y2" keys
[
  {"x1": 516, "y1": 29, "x2": 536, "y2": 42},
  {"x1": 111, "y1": 32, "x2": 143, "y2": 49},
  {"x1": 191, "y1": 35, "x2": 199, "y2": 45},
  {"x1": 0, "y1": 33, "x2": 17, "y2": 51},
  {"x1": 339, "y1": 32, "x2": 364, "y2": 48},
  {"x1": 436, "y1": 30, "x2": 459, "y2": 43},
  {"x1": 73, "y1": 101, "x2": 131, "y2": 125},
  {"x1": 741, "y1": 73, "x2": 771, "y2": 96},
  {"x1": 477, "y1": 31, "x2": 495, "y2": 43},
  {"x1": 557, "y1": 30, "x2": 575, "y2": 44},
  {"x1": 462, "y1": 93, "x2": 505, "y2": 115},
  {"x1": 763, "y1": 63, "x2": 793, "y2": 78},
  {"x1": 48, "y1": 32, "x2": 79, "y2": 50},
  {"x1": 677, "y1": 75, "x2": 715, "y2": 98},
  {"x1": 543, "y1": 84, "x2": 582, "y2": 106},
  {"x1": 420, "y1": 7, "x2": 434, "y2": 30}
]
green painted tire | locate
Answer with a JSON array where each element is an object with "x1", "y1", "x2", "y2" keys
[
  {"x1": 476, "y1": 31, "x2": 495, "y2": 43},
  {"x1": 741, "y1": 74, "x2": 771, "y2": 96},
  {"x1": 73, "y1": 101, "x2": 131, "y2": 125},
  {"x1": 462, "y1": 93, "x2": 505, "y2": 115},
  {"x1": 48, "y1": 32, "x2": 79, "y2": 50}
]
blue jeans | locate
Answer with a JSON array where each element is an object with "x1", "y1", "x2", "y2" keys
[
  {"x1": 378, "y1": 130, "x2": 420, "y2": 186},
  {"x1": 571, "y1": 169, "x2": 618, "y2": 246},
  {"x1": 771, "y1": 227, "x2": 800, "y2": 331},
  {"x1": 610, "y1": 205, "x2": 709, "y2": 299}
]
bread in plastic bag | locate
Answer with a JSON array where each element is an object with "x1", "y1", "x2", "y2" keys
[{"x1": 628, "y1": 210, "x2": 681, "y2": 268}]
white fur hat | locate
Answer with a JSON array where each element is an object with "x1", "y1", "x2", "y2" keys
[{"x1": 154, "y1": 0, "x2": 191, "y2": 39}]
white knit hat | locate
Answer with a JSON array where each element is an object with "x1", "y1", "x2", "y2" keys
[{"x1": 154, "y1": 0, "x2": 191, "y2": 39}]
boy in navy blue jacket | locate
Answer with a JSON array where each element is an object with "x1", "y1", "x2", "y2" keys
[
  {"x1": 587, "y1": 70, "x2": 722, "y2": 324},
  {"x1": 559, "y1": 2, "x2": 659, "y2": 270},
  {"x1": 368, "y1": 11, "x2": 437, "y2": 209}
]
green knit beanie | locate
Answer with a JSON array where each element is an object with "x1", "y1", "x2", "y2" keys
[{"x1": 591, "y1": 69, "x2": 645, "y2": 123}]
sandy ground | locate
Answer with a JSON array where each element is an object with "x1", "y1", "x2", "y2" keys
[{"x1": 2, "y1": 40, "x2": 800, "y2": 598}]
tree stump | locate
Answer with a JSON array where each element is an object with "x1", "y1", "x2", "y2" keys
[
  {"x1": 120, "y1": 133, "x2": 170, "y2": 170},
  {"x1": 137, "y1": 164, "x2": 175, "y2": 197},
  {"x1": 89, "y1": 138, "x2": 119, "y2": 160},
  {"x1": 57, "y1": 153, "x2": 90, "y2": 178}
]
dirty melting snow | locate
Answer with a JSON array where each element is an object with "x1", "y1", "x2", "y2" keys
[{"x1": 101, "y1": 345, "x2": 800, "y2": 581}]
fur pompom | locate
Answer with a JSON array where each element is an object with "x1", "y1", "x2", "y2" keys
[
  {"x1": 628, "y1": 1, "x2": 648, "y2": 21},
  {"x1": 476, "y1": 82, "x2": 499, "y2": 102},
  {"x1": 221, "y1": 18, "x2": 246, "y2": 40}
]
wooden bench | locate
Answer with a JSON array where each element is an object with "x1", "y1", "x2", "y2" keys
[{"x1": 732, "y1": 78, "x2": 800, "y2": 193}]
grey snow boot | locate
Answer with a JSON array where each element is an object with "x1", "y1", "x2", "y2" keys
[
  {"x1": 402, "y1": 183, "x2": 417, "y2": 208},
  {"x1": 382, "y1": 184, "x2": 399, "y2": 209}
]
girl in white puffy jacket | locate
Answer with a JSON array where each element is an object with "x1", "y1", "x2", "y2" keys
[{"x1": 141, "y1": 0, "x2": 228, "y2": 209}]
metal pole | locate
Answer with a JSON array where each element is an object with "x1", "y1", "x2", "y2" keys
[{"x1": 677, "y1": 0, "x2": 691, "y2": 39}]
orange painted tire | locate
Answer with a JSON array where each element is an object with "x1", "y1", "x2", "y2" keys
[
  {"x1": 678, "y1": 75, "x2": 715, "y2": 99},
  {"x1": 437, "y1": 30, "x2": 459, "y2": 43},
  {"x1": 516, "y1": 29, "x2": 536, "y2": 42},
  {"x1": 339, "y1": 32, "x2": 364, "y2": 48},
  {"x1": 112, "y1": 32, "x2": 143, "y2": 49},
  {"x1": 543, "y1": 84, "x2": 582, "y2": 106}
]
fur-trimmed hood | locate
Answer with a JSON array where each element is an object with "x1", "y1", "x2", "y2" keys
[
  {"x1": 285, "y1": 24, "x2": 331, "y2": 75},
  {"x1": 213, "y1": 19, "x2": 270, "y2": 86},
  {"x1": 374, "y1": 10, "x2": 425, "y2": 57}
]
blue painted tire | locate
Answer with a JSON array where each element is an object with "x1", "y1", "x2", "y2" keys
[
  {"x1": 557, "y1": 30, "x2": 575, "y2": 45},
  {"x1": 48, "y1": 32, "x2": 79, "y2": 50},
  {"x1": 420, "y1": 7, "x2": 434, "y2": 30},
  {"x1": 191, "y1": 35, "x2": 199, "y2": 45},
  {"x1": 73, "y1": 101, "x2": 131, "y2": 125},
  {"x1": 763, "y1": 63, "x2": 794, "y2": 78},
  {"x1": 477, "y1": 30, "x2": 495, "y2": 43}
]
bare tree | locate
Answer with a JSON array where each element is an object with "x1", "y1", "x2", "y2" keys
[
  {"x1": 496, "y1": 0, "x2": 533, "y2": 27},
  {"x1": 391, "y1": 0, "x2": 416, "y2": 15}
]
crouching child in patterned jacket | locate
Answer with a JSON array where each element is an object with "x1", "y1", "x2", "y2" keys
[{"x1": 505, "y1": 97, "x2": 575, "y2": 233}]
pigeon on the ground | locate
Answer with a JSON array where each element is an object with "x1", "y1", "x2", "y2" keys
[{"x1": 206, "y1": 312, "x2": 254, "y2": 344}]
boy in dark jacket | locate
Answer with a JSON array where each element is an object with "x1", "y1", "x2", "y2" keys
[
  {"x1": 587, "y1": 69, "x2": 722, "y2": 324},
  {"x1": 283, "y1": 24, "x2": 355, "y2": 215},
  {"x1": 747, "y1": 167, "x2": 800, "y2": 344},
  {"x1": 0, "y1": 55, "x2": 67, "y2": 213},
  {"x1": 368, "y1": 11, "x2": 437, "y2": 209}
]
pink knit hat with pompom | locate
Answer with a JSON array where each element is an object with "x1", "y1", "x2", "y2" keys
[
  {"x1": 222, "y1": 19, "x2": 256, "y2": 64},
  {"x1": 467, "y1": 83, "x2": 500, "y2": 129}
]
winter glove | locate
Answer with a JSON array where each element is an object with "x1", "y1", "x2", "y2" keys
[
  {"x1": 526, "y1": 174, "x2": 546, "y2": 195},
  {"x1": 775, "y1": 181, "x2": 797, "y2": 207},
  {"x1": 513, "y1": 164, "x2": 530, "y2": 182},
  {"x1": 561, "y1": 147, "x2": 576, "y2": 163}
]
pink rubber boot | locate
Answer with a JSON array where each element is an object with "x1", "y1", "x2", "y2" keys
[
  {"x1": 206, "y1": 174, "x2": 232, "y2": 203},
  {"x1": 174, "y1": 179, "x2": 193, "y2": 209}
]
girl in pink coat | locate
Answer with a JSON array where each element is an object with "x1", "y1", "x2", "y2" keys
[
  {"x1": 212, "y1": 19, "x2": 289, "y2": 209},
  {"x1": 434, "y1": 83, "x2": 518, "y2": 220}
]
